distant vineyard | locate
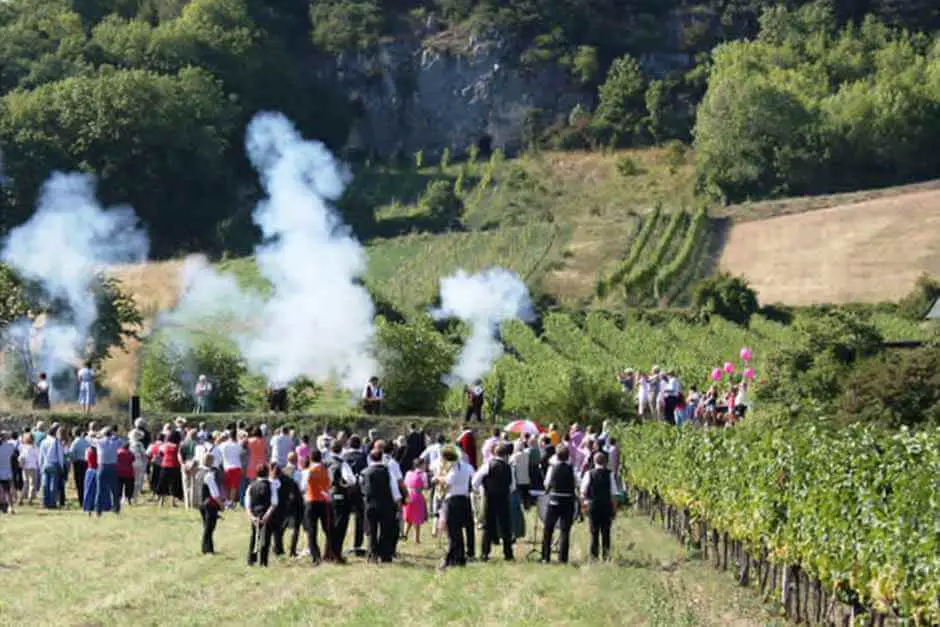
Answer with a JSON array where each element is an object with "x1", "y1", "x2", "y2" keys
[{"x1": 597, "y1": 206, "x2": 716, "y2": 306}]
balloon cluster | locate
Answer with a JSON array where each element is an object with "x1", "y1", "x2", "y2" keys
[{"x1": 710, "y1": 347, "x2": 756, "y2": 382}]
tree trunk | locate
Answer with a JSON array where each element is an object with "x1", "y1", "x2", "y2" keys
[
  {"x1": 739, "y1": 549, "x2": 751, "y2": 587},
  {"x1": 793, "y1": 565, "x2": 802, "y2": 623},
  {"x1": 722, "y1": 532, "x2": 729, "y2": 571}
]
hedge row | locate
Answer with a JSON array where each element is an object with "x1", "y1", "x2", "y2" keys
[{"x1": 616, "y1": 421, "x2": 940, "y2": 624}]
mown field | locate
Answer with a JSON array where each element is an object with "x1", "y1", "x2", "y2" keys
[{"x1": 0, "y1": 496, "x2": 779, "y2": 626}]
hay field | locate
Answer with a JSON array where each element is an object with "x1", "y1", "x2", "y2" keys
[
  {"x1": 0, "y1": 498, "x2": 776, "y2": 627},
  {"x1": 720, "y1": 187, "x2": 940, "y2": 305}
]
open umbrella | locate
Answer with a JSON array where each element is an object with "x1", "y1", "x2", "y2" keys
[{"x1": 504, "y1": 419, "x2": 544, "y2": 436}]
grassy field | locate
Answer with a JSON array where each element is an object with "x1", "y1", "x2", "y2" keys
[{"x1": 0, "y1": 495, "x2": 780, "y2": 627}]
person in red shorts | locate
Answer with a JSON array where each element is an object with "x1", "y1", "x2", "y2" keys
[{"x1": 219, "y1": 432, "x2": 243, "y2": 509}]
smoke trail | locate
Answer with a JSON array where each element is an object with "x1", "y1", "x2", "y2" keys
[
  {"x1": 1, "y1": 172, "x2": 149, "y2": 386},
  {"x1": 240, "y1": 112, "x2": 377, "y2": 390},
  {"x1": 432, "y1": 268, "x2": 534, "y2": 384}
]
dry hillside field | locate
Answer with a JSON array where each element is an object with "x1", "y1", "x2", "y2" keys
[{"x1": 720, "y1": 188, "x2": 940, "y2": 305}]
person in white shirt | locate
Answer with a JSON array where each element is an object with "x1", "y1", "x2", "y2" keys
[
  {"x1": 219, "y1": 433, "x2": 244, "y2": 508},
  {"x1": 196, "y1": 453, "x2": 223, "y2": 554},
  {"x1": 438, "y1": 446, "x2": 475, "y2": 569},
  {"x1": 193, "y1": 375, "x2": 212, "y2": 414},
  {"x1": 271, "y1": 427, "x2": 294, "y2": 467},
  {"x1": 17, "y1": 433, "x2": 40, "y2": 505},
  {"x1": 580, "y1": 452, "x2": 620, "y2": 561},
  {"x1": 362, "y1": 377, "x2": 384, "y2": 415},
  {"x1": 245, "y1": 464, "x2": 279, "y2": 567},
  {"x1": 734, "y1": 381, "x2": 750, "y2": 419}
]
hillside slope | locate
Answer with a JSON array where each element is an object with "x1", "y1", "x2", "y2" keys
[{"x1": 720, "y1": 187, "x2": 940, "y2": 305}]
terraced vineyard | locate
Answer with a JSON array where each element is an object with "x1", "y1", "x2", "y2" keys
[
  {"x1": 456, "y1": 308, "x2": 933, "y2": 421},
  {"x1": 597, "y1": 206, "x2": 718, "y2": 307}
]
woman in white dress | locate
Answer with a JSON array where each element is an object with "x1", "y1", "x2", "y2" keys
[{"x1": 77, "y1": 362, "x2": 96, "y2": 416}]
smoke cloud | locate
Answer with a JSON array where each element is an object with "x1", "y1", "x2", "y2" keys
[
  {"x1": 432, "y1": 268, "x2": 534, "y2": 385},
  {"x1": 240, "y1": 112, "x2": 377, "y2": 390},
  {"x1": 1, "y1": 172, "x2": 149, "y2": 387}
]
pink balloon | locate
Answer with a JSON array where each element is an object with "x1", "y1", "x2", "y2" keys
[
  {"x1": 743, "y1": 367, "x2": 755, "y2": 380},
  {"x1": 740, "y1": 347, "x2": 753, "y2": 362},
  {"x1": 711, "y1": 368, "x2": 723, "y2": 381},
  {"x1": 723, "y1": 361, "x2": 735, "y2": 374}
]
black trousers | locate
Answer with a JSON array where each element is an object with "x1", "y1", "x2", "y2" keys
[
  {"x1": 464, "y1": 405, "x2": 483, "y2": 422},
  {"x1": 664, "y1": 395, "x2": 679, "y2": 424},
  {"x1": 482, "y1": 495, "x2": 513, "y2": 560},
  {"x1": 463, "y1": 495, "x2": 476, "y2": 558},
  {"x1": 200, "y1": 505, "x2": 219, "y2": 554},
  {"x1": 542, "y1": 496, "x2": 575, "y2": 563},
  {"x1": 58, "y1": 466, "x2": 67, "y2": 507},
  {"x1": 589, "y1": 509, "x2": 613, "y2": 560},
  {"x1": 247, "y1": 521, "x2": 273, "y2": 566},
  {"x1": 120, "y1": 477, "x2": 134, "y2": 502},
  {"x1": 444, "y1": 496, "x2": 470, "y2": 566},
  {"x1": 349, "y1": 495, "x2": 365, "y2": 551},
  {"x1": 331, "y1": 498, "x2": 350, "y2": 560},
  {"x1": 273, "y1": 509, "x2": 301, "y2": 557},
  {"x1": 365, "y1": 505, "x2": 395, "y2": 562},
  {"x1": 73, "y1": 461, "x2": 87, "y2": 504},
  {"x1": 304, "y1": 501, "x2": 332, "y2": 562}
]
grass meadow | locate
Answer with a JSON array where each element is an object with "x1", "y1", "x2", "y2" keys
[{"x1": 0, "y1": 489, "x2": 780, "y2": 627}]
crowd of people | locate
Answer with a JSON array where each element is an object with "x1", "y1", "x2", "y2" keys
[
  {"x1": 617, "y1": 366, "x2": 750, "y2": 426},
  {"x1": 0, "y1": 418, "x2": 623, "y2": 569}
]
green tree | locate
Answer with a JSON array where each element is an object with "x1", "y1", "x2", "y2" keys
[
  {"x1": 310, "y1": 0, "x2": 382, "y2": 54},
  {"x1": 375, "y1": 316, "x2": 456, "y2": 415},
  {"x1": 593, "y1": 54, "x2": 647, "y2": 144}
]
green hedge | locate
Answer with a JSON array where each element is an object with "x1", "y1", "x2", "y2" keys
[{"x1": 617, "y1": 420, "x2": 940, "y2": 623}]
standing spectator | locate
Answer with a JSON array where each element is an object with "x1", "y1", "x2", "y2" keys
[
  {"x1": 18, "y1": 433, "x2": 40, "y2": 505},
  {"x1": 295, "y1": 435, "x2": 311, "y2": 469},
  {"x1": 157, "y1": 430, "x2": 184, "y2": 508},
  {"x1": 219, "y1": 432, "x2": 243, "y2": 509},
  {"x1": 0, "y1": 431, "x2": 17, "y2": 514},
  {"x1": 117, "y1": 442, "x2": 136, "y2": 505},
  {"x1": 94, "y1": 427, "x2": 122, "y2": 515},
  {"x1": 69, "y1": 431, "x2": 90, "y2": 505},
  {"x1": 196, "y1": 454, "x2": 224, "y2": 554},
  {"x1": 271, "y1": 426, "x2": 293, "y2": 468},
  {"x1": 180, "y1": 429, "x2": 198, "y2": 510},
  {"x1": 129, "y1": 431, "x2": 148, "y2": 499},
  {"x1": 194, "y1": 375, "x2": 212, "y2": 414},
  {"x1": 77, "y1": 362, "x2": 96, "y2": 416},
  {"x1": 39, "y1": 425, "x2": 65, "y2": 509}
]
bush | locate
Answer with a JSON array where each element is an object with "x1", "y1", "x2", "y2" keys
[
  {"x1": 840, "y1": 347, "x2": 940, "y2": 428},
  {"x1": 139, "y1": 333, "x2": 247, "y2": 412},
  {"x1": 417, "y1": 179, "x2": 462, "y2": 220},
  {"x1": 898, "y1": 274, "x2": 940, "y2": 320},
  {"x1": 691, "y1": 273, "x2": 759, "y2": 327},
  {"x1": 595, "y1": 54, "x2": 647, "y2": 144},
  {"x1": 375, "y1": 316, "x2": 456, "y2": 416},
  {"x1": 615, "y1": 156, "x2": 643, "y2": 177}
]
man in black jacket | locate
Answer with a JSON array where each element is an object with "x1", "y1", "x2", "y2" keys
[
  {"x1": 472, "y1": 442, "x2": 515, "y2": 561},
  {"x1": 195, "y1": 455, "x2": 223, "y2": 554},
  {"x1": 399, "y1": 423, "x2": 425, "y2": 476},
  {"x1": 580, "y1": 452, "x2": 617, "y2": 561},
  {"x1": 245, "y1": 464, "x2": 278, "y2": 567},
  {"x1": 360, "y1": 449, "x2": 401, "y2": 563},
  {"x1": 342, "y1": 435, "x2": 368, "y2": 556},
  {"x1": 541, "y1": 445, "x2": 576, "y2": 564},
  {"x1": 327, "y1": 441, "x2": 357, "y2": 562},
  {"x1": 270, "y1": 463, "x2": 303, "y2": 559}
]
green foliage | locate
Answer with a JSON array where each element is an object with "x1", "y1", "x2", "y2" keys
[
  {"x1": 691, "y1": 273, "x2": 759, "y2": 327},
  {"x1": 0, "y1": 263, "x2": 32, "y2": 326},
  {"x1": 88, "y1": 274, "x2": 142, "y2": 367},
  {"x1": 439, "y1": 147, "x2": 450, "y2": 170},
  {"x1": 139, "y1": 333, "x2": 247, "y2": 412},
  {"x1": 414, "y1": 149, "x2": 424, "y2": 169},
  {"x1": 599, "y1": 203, "x2": 661, "y2": 295},
  {"x1": 654, "y1": 207, "x2": 707, "y2": 296},
  {"x1": 615, "y1": 156, "x2": 643, "y2": 177},
  {"x1": 309, "y1": 0, "x2": 382, "y2": 54},
  {"x1": 623, "y1": 210, "x2": 687, "y2": 295},
  {"x1": 618, "y1": 421, "x2": 940, "y2": 623},
  {"x1": 594, "y1": 54, "x2": 647, "y2": 145},
  {"x1": 417, "y1": 179, "x2": 462, "y2": 222},
  {"x1": 898, "y1": 273, "x2": 940, "y2": 320},
  {"x1": 375, "y1": 316, "x2": 456, "y2": 415},
  {"x1": 695, "y1": 4, "x2": 940, "y2": 201},
  {"x1": 758, "y1": 309, "x2": 884, "y2": 410},
  {"x1": 840, "y1": 347, "x2": 940, "y2": 427},
  {"x1": 570, "y1": 45, "x2": 599, "y2": 85}
]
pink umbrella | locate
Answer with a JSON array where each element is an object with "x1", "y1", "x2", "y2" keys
[{"x1": 504, "y1": 419, "x2": 544, "y2": 436}]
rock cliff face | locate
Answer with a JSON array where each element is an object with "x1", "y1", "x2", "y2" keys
[{"x1": 325, "y1": 33, "x2": 590, "y2": 158}]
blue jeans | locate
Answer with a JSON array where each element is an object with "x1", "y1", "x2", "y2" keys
[
  {"x1": 42, "y1": 467, "x2": 60, "y2": 508},
  {"x1": 96, "y1": 464, "x2": 120, "y2": 514}
]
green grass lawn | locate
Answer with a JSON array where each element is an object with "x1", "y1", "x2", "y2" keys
[{"x1": 0, "y1": 495, "x2": 779, "y2": 626}]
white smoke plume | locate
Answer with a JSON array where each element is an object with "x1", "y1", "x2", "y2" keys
[
  {"x1": 1, "y1": 172, "x2": 149, "y2": 387},
  {"x1": 238, "y1": 112, "x2": 377, "y2": 390},
  {"x1": 432, "y1": 268, "x2": 534, "y2": 385},
  {"x1": 157, "y1": 254, "x2": 262, "y2": 345}
]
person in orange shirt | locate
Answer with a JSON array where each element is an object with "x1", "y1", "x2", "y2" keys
[
  {"x1": 246, "y1": 427, "x2": 268, "y2": 482},
  {"x1": 548, "y1": 424, "x2": 561, "y2": 447},
  {"x1": 303, "y1": 449, "x2": 332, "y2": 564}
]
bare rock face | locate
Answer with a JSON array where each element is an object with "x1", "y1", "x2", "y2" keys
[{"x1": 326, "y1": 33, "x2": 590, "y2": 158}]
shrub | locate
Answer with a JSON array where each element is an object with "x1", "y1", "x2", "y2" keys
[
  {"x1": 691, "y1": 273, "x2": 759, "y2": 327},
  {"x1": 418, "y1": 179, "x2": 462, "y2": 219},
  {"x1": 139, "y1": 333, "x2": 247, "y2": 412},
  {"x1": 840, "y1": 347, "x2": 940, "y2": 428},
  {"x1": 898, "y1": 274, "x2": 940, "y2": 320},
  {"x1": 615, "y1": 156, "x2": 643, "y2": 177},
  {"x1": 375, "y1": 316, "x2": 456, "y2": 416}
]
